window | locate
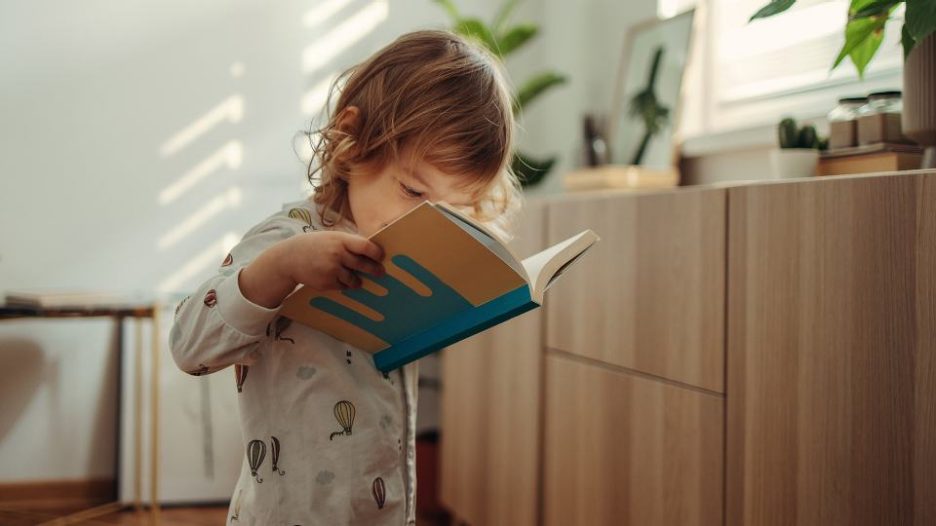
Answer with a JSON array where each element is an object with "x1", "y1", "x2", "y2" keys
[{"x1": 674, "y1": 0, "x2": 904, "y2": 142}]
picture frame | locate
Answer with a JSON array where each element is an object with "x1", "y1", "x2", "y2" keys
[{"x1": 608, "y1": 10, "x2": 697, "y2": 172}]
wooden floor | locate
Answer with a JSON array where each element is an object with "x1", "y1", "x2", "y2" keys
[
  {"x1": 0, "y1": 503, "x2": 228, "y2": 525},
  {"x1": 0, "y1": 503, "x2": 452, "y2": 525}
]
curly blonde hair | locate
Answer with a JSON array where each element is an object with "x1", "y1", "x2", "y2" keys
[{"x1": 306, "y1": 30, "x2": 522, "y2": 240}]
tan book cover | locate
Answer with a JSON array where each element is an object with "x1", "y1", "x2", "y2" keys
[{"x1": 278, "y1": 201, "x2": 599, "y2": 371}]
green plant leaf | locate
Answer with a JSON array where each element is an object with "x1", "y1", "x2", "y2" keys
[
  {"x1": 492, "y1": 0, "x2": 520, "y2": 35},
  {"x1": 498, "y1": 24, "x2": 538, "y2": 55},
  {"x1": 749, "y1": 0, "x2": 797, "y2": 21},
  {"x1": 455, "y1": 18, "x2": 501, "y2": 55},
  {"x1": 906, "y1": 0, "x2": 936, "y2": 41},
  {"x1": 902, "y1": 22, "x2": 917, "y2": 59},
  {"x1": 850, "y1": 0, "x2": 900, "y2": 18},
  {"x1": 515, "y1": 72, "x2": 567, "y2": 113},
  {"x1": 832, "y1": 14, "x2": 889, "y2": 76},
  {"x1": 848, "y1": 22, "x2": 887, "y2": 77},
  {"x1": 849, "y1": 0, "x2": 887, "y2": 16},
  {"x1": 512, "y1": 151, "x2": 555, "y2": 187},
  {"x1": 433, "y1": 0, "x2": 461, "y2": 21}
]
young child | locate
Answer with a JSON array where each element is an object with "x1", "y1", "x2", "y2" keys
[{"x1": 169, "y1": 30, "x2": 521, "y2": 525}]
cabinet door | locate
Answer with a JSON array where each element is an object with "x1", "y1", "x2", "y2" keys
[
  {"x1": 439, "y1": 201, "x2": 545, "y2": 526},
  {"x1": 545, "y1": 188, "x2": 726, "y2": 393},
  {"x1": 727, "y1": 173, "x2": 936, "y2": 525},
  {"x1": 543, "y1": 353, "x2": 724, "y2": 526}
]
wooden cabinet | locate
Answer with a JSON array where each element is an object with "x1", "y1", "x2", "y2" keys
[
  {"x1": 543, "y1": 354, "x2": 723, "y2": 526},
  {"x1": 542, "y1": 189, "x2": 727, "y2": 525},
  {"x1": 439, "y1": 202, "x2": 546, "y2": 526},
  {"x1": 545, "y1": 188, "x2": 727, "y2": 393},
  {"x1": 726, "y1": 172, "x2": 936, "y2": 525},
  {"x1": 440, "y1": 170, "x2": 936, "y2": 526}
]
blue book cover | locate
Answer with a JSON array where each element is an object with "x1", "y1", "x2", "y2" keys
[{"x1": 279, "y1": 201, "x2": 598, "y2": 372}]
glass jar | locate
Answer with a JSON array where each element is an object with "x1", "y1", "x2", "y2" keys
[
  {"x1": 828, "y1": 96, "x2": 867, "y2": 122},
  {"x1": 828, "y1": 96, "x2": 867, "y2": 149},
  {"x1": 856, "y1": 90, "x2": 907, "y2": 145},
  {"x1": 857, "y1": 90, "x2": 902, "y2": 116}
]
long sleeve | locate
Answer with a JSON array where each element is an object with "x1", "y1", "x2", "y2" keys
[{"x1": 169, "y1": 212, "x2": 299, "y2": 376}]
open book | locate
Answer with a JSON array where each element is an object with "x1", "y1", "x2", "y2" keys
[{"x1": 280, "y1": 201, "x2": 599, "y2": 372}]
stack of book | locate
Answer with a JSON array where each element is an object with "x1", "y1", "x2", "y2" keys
[{"x1": 818, "y1": 143, "x2": 924, "y2": 176}]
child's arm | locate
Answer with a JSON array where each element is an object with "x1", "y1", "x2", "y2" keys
[{"x1": 168, "y1": 212, "x2": 384, "y2": 377}]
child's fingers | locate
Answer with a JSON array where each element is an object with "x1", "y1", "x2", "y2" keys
[
  {"x1": 336, "y1": 266, "x2": 361, "y2": 289},
  {"x1": 341, "y1": 251, "x2": 385, "y2": 277},
  {"x1": 342, "y1": 235, "x2": 384, "y2": 263}
]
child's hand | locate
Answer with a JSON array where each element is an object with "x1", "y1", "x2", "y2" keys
[
  {"x1": 239, "y1": 232, "x2": 385, "y2": 309},
  {"x1": 279, "y1": 231, "x2": 385, "y2": 291}
]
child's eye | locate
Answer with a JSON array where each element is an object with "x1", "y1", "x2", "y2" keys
[{"x1": 400, "y1": 182, "x2": 424, "y2": 199}]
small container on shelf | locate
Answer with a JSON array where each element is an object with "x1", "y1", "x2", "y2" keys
[
  {"x1": 856, "y1": 90, "x2": 914, "y2": 145},
  {"x1": 827, "y1": 96, "x2": 866, "y2": 149}
]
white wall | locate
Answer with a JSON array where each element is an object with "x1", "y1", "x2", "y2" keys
[
  {"x1": 0, "y1": 0, "x2": 654, "y2": 482},
  {"x1": 522, "y1": 0, "x2": 658, "y2": 196}
]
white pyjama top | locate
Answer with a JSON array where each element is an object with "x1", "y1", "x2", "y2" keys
[{"x1": 169, "y1": 198, "x2": 419, "y2": 525}]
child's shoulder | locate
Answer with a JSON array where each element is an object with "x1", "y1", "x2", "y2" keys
[
  {"x1": 279, "y1": 198, "x2": 325, "y2": 234},
  {"x1": 244, "y1": 197, "x2": 357, "y2": 239},
  {"x1": 242, "y1": 198, "x2": 323, "y2": 237}
]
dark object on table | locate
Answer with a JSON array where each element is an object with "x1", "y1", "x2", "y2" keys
[{"x1": 582, "y1": 114, "x2": 609, "y2": 167}]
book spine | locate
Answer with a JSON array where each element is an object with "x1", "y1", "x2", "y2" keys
[{"x1": 372, "y1": 285, "x2": 536, "y2": 372}]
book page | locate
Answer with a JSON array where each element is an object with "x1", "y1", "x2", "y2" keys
[{"x1": 522, "y1": 230, "x2": 600, "y2": 304}]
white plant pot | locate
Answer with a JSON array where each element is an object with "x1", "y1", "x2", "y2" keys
[{"x1": 769, "y1": 148, "x2": 819, "y2": 179}]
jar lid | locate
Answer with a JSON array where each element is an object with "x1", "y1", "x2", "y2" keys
[
  {"x1": 838, "y1": 96, "x2": 868, "y2": 104},
  {"x1": 867, "y1": 90, "x2": 901, "y2": 100}
]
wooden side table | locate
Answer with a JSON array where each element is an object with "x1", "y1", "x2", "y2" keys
[{"x1": 0, "y1": 303, "x2": 162, "y2": 525}]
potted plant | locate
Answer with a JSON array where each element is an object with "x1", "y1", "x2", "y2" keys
[
  {"x1": 750, "y1": 0, "x2": 936, "y2": 167},
  {"x1": 433, "y1": 0, "x2": 568, "y2": 187},
  {"x1": 770, "y1": 117, "x2": 828, "y2": 179}
]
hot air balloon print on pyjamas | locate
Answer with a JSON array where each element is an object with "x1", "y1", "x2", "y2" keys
[
  {"x1": 174, "y1": 296, "x2": 189, "y2": 316},
  {"x1": 288, "y1": 207, "x2": 318, "y2": 232},
  {"x1": 231, "y1": 489, "x2": 242, "y2": 521},
  {"x1": 204, "y1": 289, "x2": 217, "y2": 308},
  {"x1": 234, "y1": 364, "x2": 249, "y2": 393},
  {"x1": 221, "y1": 253, "x2": 233, "y2": 267},
  {"x1": 267, "y1": 317, "x2": 295, "y2": 344},
  {"x1": 187, "y1": 363, "x2": 210, "y2": 376},
  {"x1": 247, "y1": 439, "x2": 266, "y2": 483},
  {"x1": 271, "y1": 436, "x2": 286, "y2": 476},
  {"x1": 372, "y1": 477, "x2": 386, "y2": 509},
  {"x1": 329, "y1": 400, "x2": 356, "y2": 440}
]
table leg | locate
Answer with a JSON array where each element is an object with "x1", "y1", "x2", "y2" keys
[
  {"x1": 150, "y1": 305, "x2": 161, "y2": 525},
  {"x1": 134, "y1": 317, "x2": 143, "y2": 512}
]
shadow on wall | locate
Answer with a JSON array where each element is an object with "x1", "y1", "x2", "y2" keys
[{"x1": 0, "y1": 338, "x2": 46, "y2": 443}]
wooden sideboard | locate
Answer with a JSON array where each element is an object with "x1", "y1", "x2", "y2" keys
[
  {"x1": 440, "y1": 169, "x2": 936, "y2": 526},
  {"x1": 726, "y1": 173, "x2": 936, "y2": 525}
]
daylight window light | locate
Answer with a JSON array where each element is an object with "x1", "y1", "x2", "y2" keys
[
  {"x1": 159, "y1": 95, "x2": 244, "y2": 158},
  {"x1": 302, "y1": 0, "x2": 388, "y2": 74},
  {"x1": 158, "y1": 187, "x2": 242, "y2": 250},
  {"x1": 720, "y1": 2, "x2": 844, "y2": 60},
  {"x1": 303, "y1": 0, "x2": 354, "y2": 28},
  {"x1": 159, "y1": 141, "x2": 243, "y2": 205}
]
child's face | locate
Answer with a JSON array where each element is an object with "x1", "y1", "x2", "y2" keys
[{"x1": 346, "y1": 154, "x2": 476, "y2": 238}]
